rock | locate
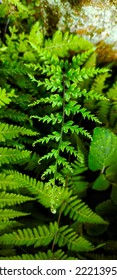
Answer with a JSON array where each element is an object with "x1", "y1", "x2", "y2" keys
[{"x1": 44, "y1": 0, "x2": 117, "y2": 63}]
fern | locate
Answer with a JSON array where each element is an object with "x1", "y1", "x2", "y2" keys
[
  {"x1": 0, "y1": 19, "x2": 116, "y2": 259},
  {"x1": 0, "y1": 88, "x2": 16, "y2": 108},
  {"x1": 0, "y1": 249, "x2": 78, "y2": 260},
  {"x1": 0, "y1": 209, "x2": 29, "y2": 221},
  {"x1": 0, "y1": 122, "x2": 38, "y2": 142},
  {"x1": 54, "y1": 225, "x2": 95, "y2": 252},
  {"x1": 0, "y1": 191, "x2": 34, "y2": 207},
  {"x1": 28, "y1": 34, "x2": 108, "y2": 185},
  {"x1": 0, "y1": 148, "x2": 31, "y2": 166},
  {"x1": 62, "y1": 195, "x2": 108, "y2": 224},
  {"x1": 0, "y1": 222, "x2": 58, "y2": 247}
]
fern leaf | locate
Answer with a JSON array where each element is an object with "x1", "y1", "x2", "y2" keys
[
  {"x1": 0, "y1": 109, "x2": 29, "y2": 124},
  {"x1": 55, "y1": 225, "x2": 94, "y2": 252},
  {"x1": 91, "y1": 72, "x2": 110, "y2": 94},
  {"x1": 107, "y1": 81, "x2": 117, "y2": 101},
  {"x1": 0, "y1": 191, "x2": 34, "y2": 208},
  {"x1": 0, "y1": 148, "x2": 31, "y2": 165},
  {"x1": 62, "y1": 195, "x2": 108, "y2": 224},
  {"x1": 0, "y1": 220, "x2": 21, "y2": 231},
  {"x1": 5, "y1": 0, "x2": 27, "y2": 12},
  {"x1": 0, "y1": 170, "x2": 71, "y2": 213},
  {"x1": 0, "y1": 249, "x2": 77, "y2": 260},
  {"x1": 0, "y1": 88, "x2": 15, "y2": 108},
  {"x1": 72, "y1": 48, "x2": 95, "y2": 68},
  {"x1": 45, "y1": 31, "x2": 93, "y2": 57},
  {"x1": 0, "y1": 222, "x2": 58, "y2": 247},
  {"x1": 0, "y1": 209, "x2": 29, "y2": 221},
  {"x1": 0, "y1": 173, "x2": 22, "y2": 190},
  {"x1": 0, "y1": 122, "x2": 38, "y2": 142}
]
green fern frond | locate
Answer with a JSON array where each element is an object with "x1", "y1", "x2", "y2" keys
[
  {"x1": 0, "y1": 222, "x2": 58, "y2": 247},
  {"x1": 55, "y1": 225, "x2": 94, "y2": 252},
  {"x1": 4, "y1": 0, "x2": 28, "y2": 12},
  {"x1": 107, "y1": 81, "x2": 117, "y2": 101},
  {"x1": 0, "y1": 220, "x2": 21, "y2": 231},
  {"x1": 0, "y1": 173, "x2": 22, "y2": 190},
  {"x1": 96, "y1": 100, "x2": 110, "y2": 124},
  {"x1": 62, "y1": 195, "x2": 108, "y2": 224},
  {"x1": 0, "y1": 88, "x2": 16, "y2": 108},
  {"x1": 0, "y1": 191, "x2": 34, "y2": 208},
  {"x1": 0, "y1": 209, "x2": 29, "y2": 221},
  {"x1": 66, "y1": 67, "x2": 109, "y2": 83},
  {"x1": 0, "y1": 122, "x2": 38, "y2": 142},
  {"x1": 91, "y1": 72, "x2": 110, "y2": 94},
  {"x1": 2, "y1": 170, "x2": 71, "y2": 213},
  {"x1": 72, "y1": 48, "x2": 95, "y2": 68},
  {"x1": 0, "y1": 249, "x2": 77, "y2": 260},
  {"x1": 44, "y1": 31, "x2": 93, "y2": 57},
  {"x1": 0, "y1": 109, "x2": 28, "y2": 124},
  {"x1": 0, "y1": 148, "x2": 31, "y2": 166},
  {"x1": 64, "y1": 161, "x2": 88, "y2": 195}
]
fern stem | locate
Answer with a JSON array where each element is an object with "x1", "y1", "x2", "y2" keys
[{"x1": 53, "y1": 83, "x2": 66, "y2": 187}]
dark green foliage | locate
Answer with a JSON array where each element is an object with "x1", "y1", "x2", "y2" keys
[{"x1": 0, "y1": 0, "x2": 117, "y2": 260}]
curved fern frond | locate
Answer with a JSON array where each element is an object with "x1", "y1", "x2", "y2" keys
[
  {"x1": 0, "y1": 222, "x2": 58, "y2": 247},
  {"x1": 0, "y1": 191, "x2": 34, "y2": 208},
  {"x1": 0, "y1": 220, "x2": 21, "y2": 231},
  {"x1": 0, "y1": 249, "x2": 78, "y2": 260},
  {"x1": 44, "y1": 31, "x2": 93, "y2": 57},
  {"x1": 0, "y1": 108, "x2": 29, "y2": 124},
  {"x1": 91, "y1": 72, "x2": 110, "y2": 94},
  {"x1": 107, "y1": 81, "x2": 117, "y2": 101},
  {"x1": 55, "y1": 225, "x2": 95, "y2": 252},
  {"x1": 62, "y1": 195, "x2": 108, "y2": 224},
  {"x1": 0, "y1": 88, "x2": 15, "y2": 108},
  {"x1": 72, "y1": 48, "x2": 95, "y2": 68},
  {"x1": 0, "y1": 148, "x2": 31, "y2": 165},
  {"x1": 4, "y1": 170, "x2": 71, "y2": 213},
  {"x1": 0, "y1": 122, "x2": 38, "y2": 142},
  {"x1": 0, "y1": 209, "x2": 29, "y2": 221}
]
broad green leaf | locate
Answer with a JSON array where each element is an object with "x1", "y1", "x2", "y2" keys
[
  {"x1": 92, "y1": 174, "x2": 110, "y2": 191},
  {"x1": 110, "y1": 186, "x2": 117, "y2": 206},
  {"x1": 106, "y1": 163, "x2": 117, "y2": 182},
  {"x1": 88, "y1": 127, "x2": 117, "y2": 172}
]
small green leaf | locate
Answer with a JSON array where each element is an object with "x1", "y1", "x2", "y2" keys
[
  {"x1": 106, "y1": 163, "x2": 117, "y2": 182},
  {"x1": 88, "y1": 127, "x2": 117, "y2": 172},
  {"x1": 92, "y1": 174, "x2": 110, "y2": 191},
  {"x1": 110, "y1": 186, "x2": 117, "y2": 206}
]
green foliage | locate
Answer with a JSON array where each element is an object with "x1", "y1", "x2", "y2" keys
[
  {"x1": 0, "y1": 3, "x2": 117, "y2": 259},
  {"x1": 88, "y1": 127, "x2": 117, "y2": 172}
]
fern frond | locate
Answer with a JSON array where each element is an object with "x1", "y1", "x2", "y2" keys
[
  {"x1": 2, "y1": 170, "x2": 71, "y2": 213},
  {"x1": 0, "y1": 173, "x2": 21, "y2": 190},
  {"x1": 0, "y1": 148, "x2": 31, "y2": 165},
  {"x1": 55, "y1": 225, "x2": 95, "y2": 252},
  {"x1": 44, "y1": 31, "x2": 93, "y2": 57},
  {"x1": 66, "y1": 67, "x2": 109, "y2": 83},
  {"x1": 0, "y1": 220, "x2": 21, "y2": 231},
  {"x1": 4, "y1": 0, "x2": 27, "y2": 12},
  {"x1": 107, "y1": 81, "x2": 117, "y2": 101},
  {"x1": 64, "y1": 161, "x2": 88, "y2": 195},
  {"x1": 62, "y1": 195, "x2": 108, "y2": 224},
  {"x1": 0, "y1": 191, "x2": 34, "y2": 208},
  {"x1": 96, "y1": 100, "x2": 110, "y2": 124},
  {"x1": 91, "y1": 72, "x2": 110, "y2": 94},
  {"x1": 0, "y1": 122, "x2": 38, "y2": 142},
  {"x1": 0, "y1": 88, "x2": 15, "y2": 108},
  {"x1": 0, "y1": 249, "x2": 77, "y2": 260},
  {"x1": 0, "y1": 222, "x2": 58, "y2": 247},
  {"x1": 0, "y1": 109, "x2": 28, "y2": 124},
  {"x1": 72, "y1": 48, "x2": 95, "y2": 68},
  {"x1": 0, "y1": 209, "x2": 29, "y2": 221}
]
